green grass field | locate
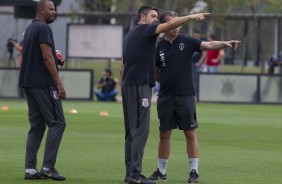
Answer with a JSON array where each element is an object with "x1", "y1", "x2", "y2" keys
[{"x1": 0, "y1": 99, "x2": 282, "y2": 184}]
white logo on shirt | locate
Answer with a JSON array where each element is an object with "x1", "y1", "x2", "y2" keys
[
  {"x1": 179, "y1": 43, "x2": 185, "y2": 50},
  {"x1": 53, "y1": 90, "x2": 59, "y2": 100},
  {"x1": 160, "y1": 50, "x2": 166, "y2": 67},
  {"x1": 142, "y1": 98, "x2": 149, "y2": 107}
]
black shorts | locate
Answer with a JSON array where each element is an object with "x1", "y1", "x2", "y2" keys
[{"x1": 157, "y1": 95, "x2": 198, "y2": 132}]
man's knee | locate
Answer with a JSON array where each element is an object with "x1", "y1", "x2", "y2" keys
[
  {"x1": 184, "y1": 129, "x2": 197, "y2": 140},
  {"x1": 29, "y1": 123, "x2": 46, "y2": 135},
  {"x1": 59, "y1": 120, "x2": 66, "y2": 131},
  {"x1": 159, "y1": 130, "x2": 172, "y2": 140},
  {"x1": 50, "y1": 120, "x2": 66, "y2": 131}
]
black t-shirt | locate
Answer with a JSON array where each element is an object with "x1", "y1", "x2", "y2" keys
[
  {"x1": 122, "y1": 24, "x2": 159, "y2": 87},
  {"x1": 19, "y1": 19, "x2": 58, "y2": 88},
  {"x1": 156, "y1": 35, "x2": 202, "y2": 96},
  {"x1": 99, "y1": 77, "x2": 116, "y2": 94}
]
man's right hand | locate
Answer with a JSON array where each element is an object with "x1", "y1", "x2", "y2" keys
[
  {"x1": 155, "y1": 12, "x2": 210, "y2": 35},
  {"x1": 57, "y1": 83, "x2": 66, "y2": 100},
  {"x1": 189, "y1": 13, "x2": 210, "y2": 22}
]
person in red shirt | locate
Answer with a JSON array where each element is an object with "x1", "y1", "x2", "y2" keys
[{"x1": 205, "y1": 34, "x2": 224, "y2": 72}]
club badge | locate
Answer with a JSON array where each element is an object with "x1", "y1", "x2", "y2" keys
[
  {"x1": 179, "y1": 43, "x2": 185, "y2": 50},
  {"x1": 141, "y1": 98, "x2": 149, "y2": 107},
  {"x1": 53, "y1": 90, "x2": 59, "y2": 100}
]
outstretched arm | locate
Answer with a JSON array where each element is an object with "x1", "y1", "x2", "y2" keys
[
  {"x1": 156, "y1": 13, "x2": 210, "y2": 34},
  {"x1": 200, "y1": 40, "x2": 241, "y2": 51}
]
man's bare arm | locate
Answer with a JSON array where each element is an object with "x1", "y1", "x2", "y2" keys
[
  {"x1": 40, "y1": 44, "x2": 66, "y2": 99},
  {"x1": 200, "y1": 40, "x2": 241, "y2": 50},
  {"x1": 156, "y1": 13, "x2": 210, "y2": 34}
]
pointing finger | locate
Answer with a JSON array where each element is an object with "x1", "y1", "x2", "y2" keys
[{"x1": 202, "y1": 13, "x2": 211, "y2": 17}]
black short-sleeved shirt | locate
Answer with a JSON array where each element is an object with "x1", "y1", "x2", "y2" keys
[
  {"x1": 156, "y1": 35, "x2": 202, "y2": 96},
  {"x1": 19, "y1": 19, "x2": 58, "y2": 88},
  {"x1": 122, "y1": 24, "x2": 159, "y2": 87},
  {"x1": 99, "y1": 77, "x2": 116, "y2": 94}
]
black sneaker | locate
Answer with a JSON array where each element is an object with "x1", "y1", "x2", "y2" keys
[
  {"x1": 187, "y1": 169, "x2": 199, "y2": 183},
  {"x1": 124, "y1": 176, "x2": 129, "y2": 183},
  {"x1": 148, "y1": 169, "x2": 167, "y2": 181},
  {"x1": 128, "y1": 174, "x2": 156, "y2": 184},
  {"x1": 40, "y1": 168, "x2": 66, "y2": 181},
  {"x1": 124, "y1": 170, "x2": 130, "y2": 183},
  {"x1": 24, "y1": 172, "x2": 45, "y2": 180}
]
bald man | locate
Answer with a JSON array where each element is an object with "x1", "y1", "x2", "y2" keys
[{"x1": 20, "y1": 0, "x2": 66, "y2": 181}]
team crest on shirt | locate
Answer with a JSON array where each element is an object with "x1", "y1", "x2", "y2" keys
[
  {"x1": 53, "y1": 90, "x2": 59, "y2": 100},
  {"x1": 179, "y1": 43, "x2": 185, "y2": 50},
  {"x1": 141, "y1": 98, "x2": 149, "y2": 107}
]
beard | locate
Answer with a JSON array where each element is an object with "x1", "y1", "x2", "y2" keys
[
  {"x1": 145, "y1": 19, "x2": 158, "y2": 24},
  {"x1": 46, "y1": 16, "x2": 55, "y2": 24}
]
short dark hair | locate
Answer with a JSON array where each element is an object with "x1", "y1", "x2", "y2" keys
[
  {"x1": 105, "y1": 68, "x2": 112, "y2": 76},
  {"x1": 137, "y1": 5, "x2": 158, "y2": 22},
  {"x1": 159, "y1": 11, "x2": 178, "y2": 23},
  {"x1": 193, "y1": 30, "x2": 201, "y2": 34},
  {"x1": 209, "y1": 34, "x2": 217, "y2": 40},
  {"x1": 36, "y1": 0, "x2": 51, "y2": 12}
]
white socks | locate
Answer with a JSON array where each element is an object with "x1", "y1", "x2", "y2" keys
[
  {"x1": 189, "y1": 158, "x2": 199, "y2": 173},
  {"x1": 157, "y1": 157, "x2": 198, "y2": 175},
  {"x1": 25, "y1": 169, "x2": 37, "y2": 175},
  {"x1": 158, "y1": 158, "x2": 168, "y2": 175}
]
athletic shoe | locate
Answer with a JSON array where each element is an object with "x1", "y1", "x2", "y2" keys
[
  {"x1": 24, "y1": 172, "x2": 45, "y2": 180},
  {"x1": 39, "y1": 168, "x2": 66, "y2": 181},
  {"x1": 128, "y1": 174, "x2": 156, "y2": 184},
  {"x1": 124, "y1": 176, "x2": 129, "y2": 183},
  {"x1": 148, "y1": 169, "x2": 167, "y2": 181},
  {"x1": 187, "y1": 169, "x2": 199, "y2": 183}
]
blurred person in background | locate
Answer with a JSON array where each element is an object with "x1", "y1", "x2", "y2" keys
[
  {"x1": 268, "y1": 52, "x2": 282, "y2": 74},
  {"x1": 192, "y1": 30, "x2": 206, "y2": 94},
  {"x1": 203, "y1": 34, "x2": 225, "y2": 73},
  {"x1": 95, "y1": 68, "x2": 118, "y2": 101},
  {"x1": 9, "y1": 38, "x2": 25, "y2": 97},
  {"x1": 9, "y1": 39, "x2": 23, "y2": 67}
]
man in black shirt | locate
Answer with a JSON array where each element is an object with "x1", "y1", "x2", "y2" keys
[
  {"x1": 121, "y1": 5, "x2": 210, "y2": 184},
  {"x1": 95, "y1": 68, "x2": 118, "y2": 101},
  {"x1": 19, "y1": 0, "x2": 66, "y2": 181},
  {"x1": 148, "y1": 11, "x2": 241, "y2": 183}
]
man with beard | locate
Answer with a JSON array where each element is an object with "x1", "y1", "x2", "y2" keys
[
  {"x1": 19, "y1": 0, "x2": 66, "y2": 181},
  {"x1": 121, "y1": 5, "x2": 210, "y2": 184}
]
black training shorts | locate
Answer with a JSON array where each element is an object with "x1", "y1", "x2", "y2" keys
[{"x1": 157, "y1": 95, "x2": 198, "y2": 132}]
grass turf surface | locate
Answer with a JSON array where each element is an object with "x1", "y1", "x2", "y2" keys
[{"x1": 0, "y1": 99, "x2": 282, "y2": 184}]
